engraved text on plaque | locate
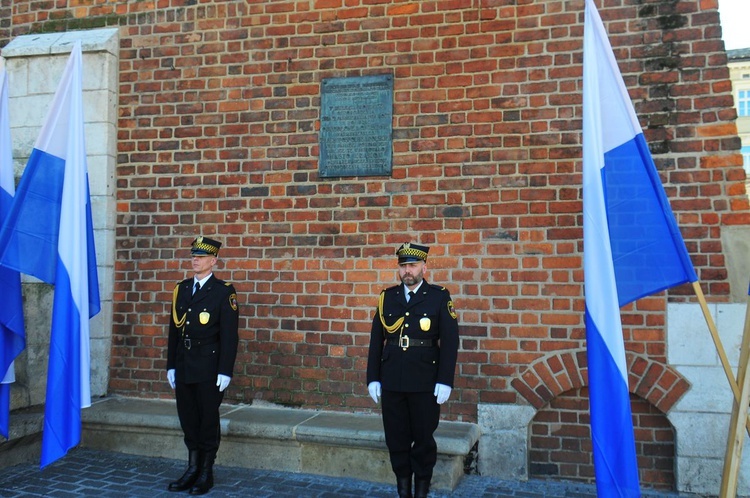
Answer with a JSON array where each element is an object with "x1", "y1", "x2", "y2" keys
[{"x1": 319, "y1": 74, "x2": 393, "y2": 178}]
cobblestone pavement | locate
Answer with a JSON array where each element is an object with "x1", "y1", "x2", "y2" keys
[{"x1": 0, "y1": 448, "x2": 708, "y2": 497}]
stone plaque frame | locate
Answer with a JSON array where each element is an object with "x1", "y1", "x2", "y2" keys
[{"x1": 319, "y1": 74, "x2": 393, "y2": 178}]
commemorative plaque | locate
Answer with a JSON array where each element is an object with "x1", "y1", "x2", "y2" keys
[{"x1": 319, "y1": 74, "x2": 393, "y2": 178}]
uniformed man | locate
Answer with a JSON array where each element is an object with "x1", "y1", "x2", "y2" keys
[
  {"x1": 366, "y1": 242, "x2": 460, "y2": 498},
  {"x1": 166, "y1": 236, "x2": 239, "y2": 495}
]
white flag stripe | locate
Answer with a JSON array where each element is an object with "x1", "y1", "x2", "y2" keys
[
  {"x1": 583, "y1": 0, "x2": 629, "y2": 382},
  {"x1": 0, "y1": 68, "x2": 16, "y2": 386},
  {"x1": 34, "y1": 68, "x2": 75, "y2": 161},
  {"x1": 0, "y1": 69, "x2": 14, "y2": 196},
  {"x1": 54, "y1": 43, "x2": 92, "y2": 408},
  {"x1": 586, "y1": 0, "x2": 642, "y2": 154}
]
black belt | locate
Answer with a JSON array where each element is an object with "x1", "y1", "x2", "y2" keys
[
  {"x1": 183, "y1": 335, "x2": 219, "y2": 350},
  {"x1": 386, "y1": 336, "x2": 436, "y2": 349}
]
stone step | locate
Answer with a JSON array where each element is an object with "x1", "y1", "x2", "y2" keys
[{"x1": 80, "y1": 396, "x2": 481, "y2": 491}]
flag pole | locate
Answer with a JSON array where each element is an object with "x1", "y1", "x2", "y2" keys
[
  {"x1": 692, "y1": 281, "x2": 750, "y2": 435},
  {"x1": 719, "y1": 282, "x2": 750, "y2": 498}
]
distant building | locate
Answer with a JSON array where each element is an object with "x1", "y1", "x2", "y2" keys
[{"x1": 728, "y1": 48, "x2": 750, "y2": 176}]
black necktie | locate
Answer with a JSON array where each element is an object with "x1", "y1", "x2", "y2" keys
[
  {"x1": 193, "y1": 281, "x2": 200, "y2": 295},
  {"x1": 407, "y1": 291, "x2": 415, "y2": 302}
]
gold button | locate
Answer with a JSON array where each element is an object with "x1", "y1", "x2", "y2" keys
[
  {"x1": 405, "y1": 324, "x2": 409, "y2": 328},
  {"x1": 405, "y1": 312, "x2": 410, "y2": 316}
]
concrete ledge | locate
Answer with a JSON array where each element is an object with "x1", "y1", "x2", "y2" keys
[
  {"x1": 80, "y1": 396, "x2": 481, "y2": 490},
  {"x1": 0, "y1": 405, "x2": 44, "y2": 467}
]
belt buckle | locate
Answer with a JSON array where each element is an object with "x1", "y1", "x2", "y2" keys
[
  {"x1": 399, "y1": 335, "x2": 409, "y2": 350},
  {"x1": 184, "y1": 338, "x2": 191, "y2": 350}
]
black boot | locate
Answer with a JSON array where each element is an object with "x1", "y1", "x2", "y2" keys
[
  {"x1": 168, "y1": 450, "x2": 201, "y2": 492},
  {"x1": 189, "y1": 453, "x2": 215, "y2": 495},
  {"x1": 414, "y1": 477, "x2": 430, "y2": 498},
  {"x1": 396, "y1": 475, "x2": 412, "y2": 498}
]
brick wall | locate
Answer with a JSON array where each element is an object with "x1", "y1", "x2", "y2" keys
[
  {"x1": 530, "y1": 389, "x2": 676, "y2": 489},
  {"x1": 2, "y1": 0, "x2": 748, "y2": 487}
]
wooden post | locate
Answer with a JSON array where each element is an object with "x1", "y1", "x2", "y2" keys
[
  {"x1": 719, "y1": 286, "x2": 750, "y2": 498},
  {"x1": 692, "y1": 282, "x2": 750, "y2": 436}
]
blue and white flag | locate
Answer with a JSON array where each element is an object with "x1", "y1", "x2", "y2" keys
[
  {"x1": 583, "y1": 0, "x2": 697, "y2": 495},
  {"x1": 0, "y1": 41, "x2": 100, "y2": 467},
  {"x1": 0, "y1": 65, "x2": 26, "y2": 440}
]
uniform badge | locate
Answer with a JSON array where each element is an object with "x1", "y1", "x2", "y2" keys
[
  {"x1": 199, "y1": 312, "x2": 210, "y2": 324},
  {"x1": 420, "y1": 317, "x2": 431, "y2": 331},
  {"x1": 447, "y1": 301, "x2": 457, "y2": 319},
  {"x1": 229, "y1": 293, "x2": 238, "y2": 311}
]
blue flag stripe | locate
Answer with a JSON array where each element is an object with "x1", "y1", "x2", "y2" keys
[
  {"x1": 586, "y1": 309, "x2": 640, "y2": 497},
  {"x1": 40, "y1": 263, "x2": 82, "y2": 465},
  {"x1": 0, "y1": 149, "x2": 64, "y2": 283},
  {"x1": 0, "y1": 66, "x2": 26, "y2": 440},
  {"x1": 604, "y1": 135, "x2": 697, "y2": 306}
]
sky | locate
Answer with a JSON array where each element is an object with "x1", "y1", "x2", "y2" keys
[{"x1": 718, "y1": 0, "x2": 750, "y2": 50}]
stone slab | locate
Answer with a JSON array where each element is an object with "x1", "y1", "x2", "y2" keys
[{"x1": 76, "y1": 396, "x2": 480, "y2": 491}]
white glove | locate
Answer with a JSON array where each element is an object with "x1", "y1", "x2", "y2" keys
[
  {"x1": 167, "y1": 369, "x2": 175, "y2": 389},
  {"x1": 368, "y1": 381, "x2": 381, "y2": 404},
  {"x1": 434, "y1": 383, "x2": 452, "y2": 404},
  {"x1": 217, "y1": 374, "x2": 231, "y2": 392}
]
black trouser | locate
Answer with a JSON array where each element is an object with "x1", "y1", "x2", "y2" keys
[
  {"x1": 175, "y1": 380, "x2": 225, "y2": 457},
  {"x1": 381, "y1": 389, "x2": 440, "y2": 480}
]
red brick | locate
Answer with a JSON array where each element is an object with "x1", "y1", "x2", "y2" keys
[{"x1": 0, "y1": 0, "x2": 721, "y2": 441}]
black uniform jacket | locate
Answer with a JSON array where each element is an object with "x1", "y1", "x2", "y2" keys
[
  {"x1": 167, "y1": 275, "x2": 239, "y2": 384},
  {"x1": 366, "y1": 281, "x2": 459, "y2": 392}
]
